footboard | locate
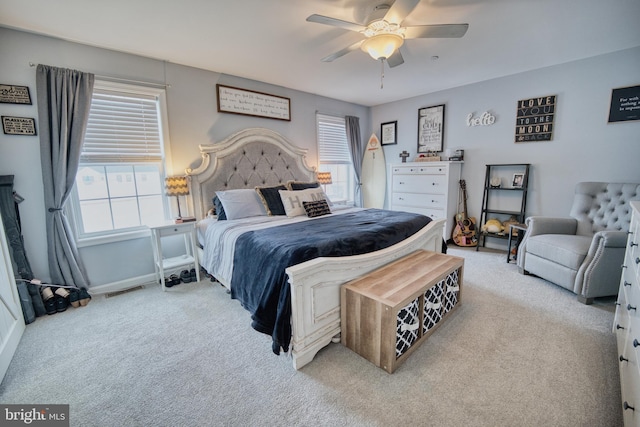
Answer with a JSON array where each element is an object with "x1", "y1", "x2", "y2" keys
[{"x1": 285, "y1": 218, "x2": 445, "y2": 369}]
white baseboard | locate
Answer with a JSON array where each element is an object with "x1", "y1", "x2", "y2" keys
[{"x1": 89, "y1": 273, "x2": 157, "y2": 295}]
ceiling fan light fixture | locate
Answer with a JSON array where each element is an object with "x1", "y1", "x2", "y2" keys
[{"x1": 360, "y1": 33, "x2": 404, "y2": 60}]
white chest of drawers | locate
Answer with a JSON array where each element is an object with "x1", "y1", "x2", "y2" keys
[
  {"x1": 615, "y1": 201, "x2": 640, "y2": 426},
  {"x1": 389, "y1": 161, "x2": 462, "y2": 240}
]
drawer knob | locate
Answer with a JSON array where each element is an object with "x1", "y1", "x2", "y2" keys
[
  {"x1": 628, "y1": 304, "x2": 637, "y2": 311},
  {"x1": 617, "y1": 324, "x2": 625, "y2": 330},
  {"x1": 399, "y1": 181, "x2": 405, "y2": 185},
  {"x1": 631, "y1": 242, "x2": 638, "y2": 247},
  {"x1": 625, "y1": 281, "x2": 632, "y2": 287},
  {"x1": 620, "y1": 355, "x2": 629, "y2": 362},
  {"x1": 636, "y1": 257, "x2": 640, "y2": 265},
  {"x1": 624, "y1": 402, "x2": 635, "y2": 411},
  {"x1": 634, "y1": 339, "x2": 640, "y2": 348}
]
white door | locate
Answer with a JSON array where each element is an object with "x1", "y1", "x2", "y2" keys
[{"x1": 0, "y1": 214, "x2": 25, "y2": 381}]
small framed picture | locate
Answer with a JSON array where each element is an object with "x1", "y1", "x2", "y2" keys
[
  {"x1": 512, "y1": 173, "x2": 525, "y2": 188},
  {"x1": 380, "y1": 121, "x2": 397, "y2": 145},
  {"x1": 2, "y1": 116, "x2": 37, "y2": 136}
]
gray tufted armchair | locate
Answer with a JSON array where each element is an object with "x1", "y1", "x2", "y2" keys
[{"x1": 517, "y1": 182, "x2": 640, "y2": 304}]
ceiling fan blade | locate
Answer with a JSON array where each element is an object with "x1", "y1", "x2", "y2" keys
[
  {"x1": 386, "y1": 50, "x2": 404, "y2": 68},
  {"x1": 306, "y1": 14, "x2": 366, "y2": 32},
  {"x1": 321, "y1": 40, "x2": 364, "y2": 62},
  {"x1": 404, "y1": 24, "x2": 469, "y2": 39},
  {"x1": 384, "y1": 0, "x2": 420, "y2": 25}
]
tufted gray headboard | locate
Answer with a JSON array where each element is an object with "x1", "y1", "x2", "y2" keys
[{"x1": 186, "y1": 128, "x2": 317, "y2": 219}]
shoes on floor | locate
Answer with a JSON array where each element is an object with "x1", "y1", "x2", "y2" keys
[
  {"x1": 45, "y1": 298, "x2": 57, "y2": 315},
  {"x1": 41, "y1": 286, "x2": 54, "y2": 302},
  {"x1": 78, "y1": 288, "x2": 91, "y2": 306},
  {"x1": 190, "y1": 268, "x2": 197, "y2": 282},
  {"x1": 162, "y1": 277, "x2": 174, "y2": 288},
  {"x1": 170, "y1": 274, "x2": 181, "y2": 286},
  {"x1": 55, "y1": 296, "x2": 67, "y2": 313},
  {"x1": 54, "y1": 287, "x2": 69, "y2": 298},
  {"x1": 180, "y1": 269, "x2": 192, "y2": 283},
  {"x1": 68, "y1": 289, "x2": 81, "y2": 308}
]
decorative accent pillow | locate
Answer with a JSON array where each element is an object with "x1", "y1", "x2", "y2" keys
[
  {"x1": 215, "y1": 189, "x2": 266, "y2": 220},
  {"x1": 287, "y1": 181, "x2": 320, "y2": 191},
  {"x1": 278, "y1": 187, "x2": 328, "y2": 217},
  {"x1": 212, "y1": 196, "x2": 227, "y2": 220},
  {"x1": 255, "y1": 185, "x2": 287, "y2": 216},
  {"x1": 303, "y1": 200, "x2": 332, "y2": 218}
]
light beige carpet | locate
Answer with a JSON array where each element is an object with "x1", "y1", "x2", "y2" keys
[{"x1": 0, "y1": 247, "x2": 622, "y2": 426}]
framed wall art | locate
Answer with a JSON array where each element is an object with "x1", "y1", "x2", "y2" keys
[
  {"x1": 380, "y1": 121, "x2": 397, "y2": 145},
  {"x1": 417, "y1": 104, "x2": 445, "y2": 153},
  {"x1": 0, "y1": 84, "x2": 32, "y2": 104},
  {"x1": 515, "y1": 95, "x2": 556, "y2": 142},
  {"x1": 2, "y1": 116, "x2": 37, "y2": 135},
  {"x1": 608, "y1": 84, "x2": 640, "y2": 123},
  {"x1": 216, "y1": 84, "x2": 291, "y2": 121}
]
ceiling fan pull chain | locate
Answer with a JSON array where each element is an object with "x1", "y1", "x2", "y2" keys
[{"x1": 380, "y1": 58, "x2": 385, "y2": 89}]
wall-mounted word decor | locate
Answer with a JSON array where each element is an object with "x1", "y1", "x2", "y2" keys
[
  {"x1": 515, "y1": 95, "x2": 556, "y2": 142},
  {"x1": 2, "y1": 116, "x2": 37, "y2": 135},
  {"x1": 216, "y1": 84, "x2": 290, "y2": 121},
  {"x1": 0, "y1": 84, "x2": 32, "y2": 104},
  {"x1": 466, "y1": 111, "x2": 496, "y2": 127},
  {"x1": 417, "y1": 104, "x2": 445, "y2": 153},
  {"x1": 608, "y1": 85, "x2": 640, "y2": 123}
]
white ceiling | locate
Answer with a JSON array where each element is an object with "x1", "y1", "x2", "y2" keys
[{"x1": 1, "y1": 0, "x2": 639, "y2": 107}]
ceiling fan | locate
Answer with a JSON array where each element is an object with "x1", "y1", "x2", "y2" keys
[{"x1": 306, "y1": 0, "x2": 469, "y2": 68}]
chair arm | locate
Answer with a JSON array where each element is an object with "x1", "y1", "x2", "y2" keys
[
  {"x1": 591, "y1": 230, "x2": 628, "y2": 249},
  {"x1": 524, "y1": 216, "x2": 578, "y2": 237}
]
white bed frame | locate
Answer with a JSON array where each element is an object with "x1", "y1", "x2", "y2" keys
[{"x1": 186, "y1": 128, "x2": 445, "y2": 369}]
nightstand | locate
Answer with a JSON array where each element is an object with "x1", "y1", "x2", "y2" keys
[{"x1": 149, "y1": 221, "x2": 201, "y2": 291}]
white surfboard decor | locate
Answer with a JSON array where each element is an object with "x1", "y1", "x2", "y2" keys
[{"x1": 361, "y1": 133, "x2": 386, "y2": 208}]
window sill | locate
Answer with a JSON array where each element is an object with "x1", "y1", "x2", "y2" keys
[{"x1": 76, "y1": 228, "x2": 151, "y2": 248}]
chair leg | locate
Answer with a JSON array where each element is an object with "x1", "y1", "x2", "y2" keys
[{"x1": 577, "y1": 295, "x2": 594, "y2": 305}]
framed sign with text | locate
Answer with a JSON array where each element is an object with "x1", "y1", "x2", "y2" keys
[
  {"x1": 0, "y1": 84, "x2": 32, "y2": 104},
  {"x1": 380, "y1": 121, "x2": 397, "y2": 145},
  {"x1": 2, "y1": 116, "x2": 37, "y2": 135},
  {"x1": 216, "y1": 84, "x2": 291, "y2": 121},
  {"x1": 608, "y1": 85, "x2": 640, "y2": 123},
  {"x1": 417, "y1": 104, "x2": 445, "y2": 153},
  {"x1": 515, "y1": 95, "x2": 556, "y2": 143}
]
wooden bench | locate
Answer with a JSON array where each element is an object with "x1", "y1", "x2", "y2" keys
[{"x1": 341, "y1": 250, "x2": 464, "y2": 373}]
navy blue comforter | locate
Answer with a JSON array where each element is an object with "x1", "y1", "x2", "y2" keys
[{"x1": 230, "y1": 208, "x2": 432, "y2": 354}]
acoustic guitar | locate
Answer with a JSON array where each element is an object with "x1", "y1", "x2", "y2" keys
[{"x1": 452, "y1": 179, "x2": 477, "y2": 247}]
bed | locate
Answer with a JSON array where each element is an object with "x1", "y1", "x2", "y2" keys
[{"x1": 186, "y1": 128, "x2": 445, "y2": 369}]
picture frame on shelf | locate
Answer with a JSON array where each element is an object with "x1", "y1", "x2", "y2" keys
[
  {"x1": 512, "y1": 173, "x2": 525, "y2": 188},
  {"x1": 417, "y1": 104, "x2": 445, "y2": 153},
  {"x1": 380, "y1": 121, "x2": 397, "y2": 145}
]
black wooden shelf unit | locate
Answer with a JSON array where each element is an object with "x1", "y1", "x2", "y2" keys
[{"x1": 476, "y1": 163, "x2": 530, "y2": 251}]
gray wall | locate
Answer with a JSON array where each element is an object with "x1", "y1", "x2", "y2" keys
[
  {"x1": 372, "y1": 46, "x2": 640, "y2": 247},
  {"x1": 0, "y1": 27, "x2": 369, "y2": 287},
  {"x1": 1, "y1": 26, "x2": 638, "y2": 287}
]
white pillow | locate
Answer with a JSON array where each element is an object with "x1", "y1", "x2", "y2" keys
[
  {"x1": 215, "y1": 189, "x2": 266, "y2": 220},
  {"x1": 279, "y1": 187, "x2": 329, "y2": 217}
]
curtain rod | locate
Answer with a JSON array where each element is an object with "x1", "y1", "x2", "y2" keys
[{"x1": 28, "y1": 62, "x2": 170, "y2": 88}]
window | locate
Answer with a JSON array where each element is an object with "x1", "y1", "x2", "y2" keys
[
  {"x1": 316, "y1": 113, "x2": 355, "y2": 204},
  {"x1": 70, "y1": 81, "x2": 171, "y2": 243}
]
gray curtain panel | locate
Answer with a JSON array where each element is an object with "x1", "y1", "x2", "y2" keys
[
  {"x1": 36, "y1": 64, "x2": 94, "y2": 288},
  {"x1": 345, "y1": 116, "x2": 364, "y2": 207}
]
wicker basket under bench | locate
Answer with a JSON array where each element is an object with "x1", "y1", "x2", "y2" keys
[{"x1": 341, "y1": 250, "x2": 464, "y2": 373}]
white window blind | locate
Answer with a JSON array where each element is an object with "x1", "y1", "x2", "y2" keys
[
  {"x1": 81, "y1": 89, "x2": 162, "y2": 163},
  {"x1": 317, "y1": 113, "x2": 351, "y2": 164}
]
